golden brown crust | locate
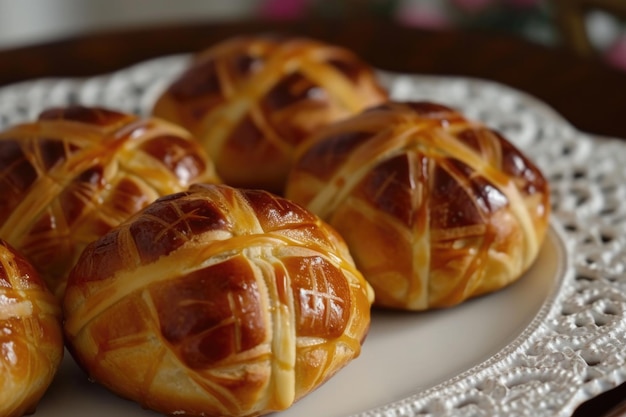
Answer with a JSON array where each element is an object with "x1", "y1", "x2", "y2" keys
[
  {"x1": 0, "y1": 239, "x2": 63, "y2": 417},
  {"x1": 63, "y1": 183, "x2": 373, "y2": 417},
  {"x1": 285, "y1": 101, "x2": 551, "y2": 310},
  {"x1": 152, "y1": 35, "x2": 389, "y2": 194},
  {"x1": 0, "y1": 106, "x2": 220, "y2": 297}
]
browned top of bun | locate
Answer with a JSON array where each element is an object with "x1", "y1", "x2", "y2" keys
[
  {"x1": 153, "y1": 35, "x2": 388, "y2": 193},
  {"x1": 0, "y1": 106, "x2": 219, "y2": 296},
  {"x1": 286, "y1": 101, "x2": 550, "y2": 309},
  {"x1": 63, "y1": 184, "x2": 372, "y2": 416},
  {"x1": 0, "y1": 239, "x2": 63, "y2": 417}
]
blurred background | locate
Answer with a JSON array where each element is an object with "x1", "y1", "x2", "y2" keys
[
  {"x1": 0, "y1": 0, "x2": 257, "y2": 49},
  {"x1": 0, "y1": 0, "x2": 624, "y2": 71}
]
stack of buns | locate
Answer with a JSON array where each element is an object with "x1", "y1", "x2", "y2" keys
[{"x1": 0, "y1": 34, "x2": 549, "y2": 417}]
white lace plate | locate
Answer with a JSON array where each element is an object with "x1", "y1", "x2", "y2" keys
[{"x1": 1, "y1": 55, "x2": 625, "y2": 417}]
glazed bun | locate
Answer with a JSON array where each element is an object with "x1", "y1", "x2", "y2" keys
[
  {"x1": 63, "y1": 183, "x2": 373, "y2": 417},
  {"x1": 0, "y1": 106, "x2": 220, "y2": 297},
  {"x1": 152, "y1": 35, "x2": 388, "y2": 194},
  {"x1": 285, "y1": 101, "x2": 550, "y2": 310},
  {"x1": 0, "y1": 239, "x2": 63, "y2": 417}
]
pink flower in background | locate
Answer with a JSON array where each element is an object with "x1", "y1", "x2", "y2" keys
[
  {"x1": 258, "y1": 0, "x2": 310, "y2": 20},
  {"x1": 395, "y1": 2, "x2": 451, "y2": 29},
  {"x1": 605, "y1": 34, "x2": 626, "y2": 71},
  {"x1": 253, "y1": 0, "x2": 626, "y2": 74}
]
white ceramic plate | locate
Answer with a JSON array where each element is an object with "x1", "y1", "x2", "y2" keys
[{"x1": 1, "y1": 55, "x2": 625, "y2": 417}]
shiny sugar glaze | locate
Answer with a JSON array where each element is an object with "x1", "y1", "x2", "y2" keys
[
  {"x1": 0, "y1": 106, "x2": 218, "y2": 297},
  {"x1": 153, "y1": 35, "x2": 389, "y2": 194},
  {"x1": 286, "y1": 101, "x2": 551, "y2": 310},
  {"x1": 63, "y1": 184, "x2": 373, "y2": 417},
  {"x1": 0, "y1": 239, "x2": 63, "y2": 417}
]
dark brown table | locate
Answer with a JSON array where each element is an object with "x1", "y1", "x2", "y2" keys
[
  {"x1": 0, "y1": 17, "x2": 624, "y2": 417},
  {"x1": 2, "y1": 17, "x2": 626, "y2": 139}
]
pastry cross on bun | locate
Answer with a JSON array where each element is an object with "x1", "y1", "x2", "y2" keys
[
  {"x1": 153, "y1": 35, "x2": 389, "y2": 194},
  {"x1": 0, "y1": 239, "x2": 63, "y2": 417},
  {"x1": 0, "y1": 106, "x2": 220, "y2": 297},
  {"x1": 285, "y1": 101, "x2": 551, "y2": 310},
  {"x1": 63, "y1": 183, "x2": 373, "y2": 417}
]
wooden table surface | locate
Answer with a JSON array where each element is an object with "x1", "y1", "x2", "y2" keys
[
  {"x1": 2, "y1": 17, "x2": 626, "y2": 139},
  {"x1": 0, "y1": 17, "x2": 625, "y2": 417}
]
